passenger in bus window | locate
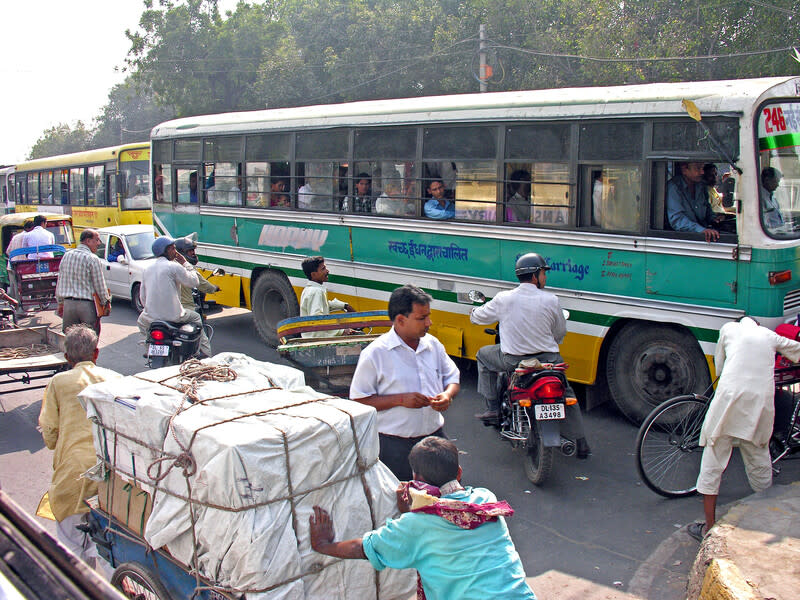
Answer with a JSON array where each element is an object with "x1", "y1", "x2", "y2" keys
[
  {"x1": 376, "y1": 180, "x2": 414, "y2": 216},
  {"x1": 60, "y1": 182, "x2": 68, "y2": 205},
  {"x1": 505, "y1": 170, "x2": 531, "y2": 223},
  {"x1": 189, "y1": 171, "x2": 199, "y2": 204},
  {"x1": 666, "y1": 162, "x2": 725, "y2": 242},
  {"x1": 270, "y1": 178, "x2": 290, "y2": 207},
  {"x1": 704, "y1": 164, "x2": 725, "y2": 214},
  {"x1": 343, "y1": 173, "x2": 373, "y2": 213},
  {"x1": 423, "y1": 178, "x2": 455, "y2": 220},
  {"x1": 760, "y1": 167, "x2": 784, "y2": 230},
  {"x1": 298, "y1": 179, "x2": 313, "y2": 209},
  {"x1": 154, "y1": 165, "x2": 164, "y2": 203}
]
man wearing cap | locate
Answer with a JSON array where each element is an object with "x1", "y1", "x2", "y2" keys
[
  {"x1": 136, "y1": 236, "x2": 211, "y2": 357},
  {"x1": 55, "y1": 229, "x2": 110, "y2": 334}
]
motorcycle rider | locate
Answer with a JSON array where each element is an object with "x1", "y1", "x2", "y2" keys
[
  {"x1": 470, "y1": 253, "x2": 591, "y2": 459},
  {"x1": 174, "y1": 233, "x2": 220, "y2": 313},
  {"x1": 137, "y1": 236, "x2": 212, "y2": 358}
]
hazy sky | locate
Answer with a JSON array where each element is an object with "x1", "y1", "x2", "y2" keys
[{"x1": 1, "y1": 0, "x2": 236, "y2": 164}]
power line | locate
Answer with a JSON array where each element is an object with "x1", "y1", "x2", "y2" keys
[{"x1": 484, "y1": 41, "x2": 797, "y2": 64}]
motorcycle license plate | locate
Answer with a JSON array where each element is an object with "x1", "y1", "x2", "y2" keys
[
  {"x1": 148, "y1": 344, "x2": 169, "y2": 357},
  {"x1": 534, "y1": 403, "x2": 565, "y2": 420}
]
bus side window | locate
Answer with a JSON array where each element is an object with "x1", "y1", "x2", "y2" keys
[{"x1": 585, "y1": 164, "x2": 641, "y2": 232}]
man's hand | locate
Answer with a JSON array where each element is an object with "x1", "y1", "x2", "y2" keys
[
  {"x1": 429, "y1": 392, "x2": 452, "y2": 412},
  {"x1": 174, "y1": 252, "x2": 187, "y2": 265},
  {"x1": 309, "y1": 506, "x2": 335, "y2": 551},
  {"x1": 703, "y1": 228, "x2": 720, "y2": 243},
  {"x1": 344, "y1": 303, "x2": 356, "y2": 312},
  {"x1": 399, "y1": 393, "x2": 431, "y2": 409}
]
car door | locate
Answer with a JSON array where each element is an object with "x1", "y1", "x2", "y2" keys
[{"x1": 102, "y1": 234, "x2": 128, "y2": 298}]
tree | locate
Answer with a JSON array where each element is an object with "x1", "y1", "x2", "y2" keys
[
  {"x1": 28, "y1": 122, "x2": 93, "y2": 160},
  {"x1": 92, "y1": 79, "x2": 174, "y2": 148}
]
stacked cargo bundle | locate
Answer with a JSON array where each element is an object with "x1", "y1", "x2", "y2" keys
[{"x1": 80, "y1": 352, "x2": 415, "y2": 600}]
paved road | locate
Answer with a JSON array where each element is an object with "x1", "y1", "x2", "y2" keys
[{"x1": 1, "y1": 302, "x2": 798, "y2": 599}]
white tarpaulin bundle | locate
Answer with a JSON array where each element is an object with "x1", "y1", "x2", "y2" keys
[{"x1": 80, "y1": 352, "x2": 415, "y2": 599}]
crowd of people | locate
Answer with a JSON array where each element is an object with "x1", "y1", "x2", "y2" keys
[{"x1": 11, "y1": 218, "x2": 795, "y2": 597}]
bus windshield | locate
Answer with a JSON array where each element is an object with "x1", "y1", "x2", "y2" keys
[
  {"x1": 758, "y1": 101, "x2": 800, "y2": 239},
  {"x1": 120, "y1": 158, "x2": 152, "y2": 211},
  {"x1": 45, "y1": 220, "x2": 74, "y2": 246}
]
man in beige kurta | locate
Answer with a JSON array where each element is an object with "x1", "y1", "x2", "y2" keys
[
  {"x1": 691, "y1": 316, "x2": 800, "y2": 540},
  {"x1": 39, "y1": 324, "x2": 120, "y2": 562}
]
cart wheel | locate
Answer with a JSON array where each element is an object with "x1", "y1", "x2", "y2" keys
[{"x1": 111, "y1": 562, "x2": 172, "y2": 600}]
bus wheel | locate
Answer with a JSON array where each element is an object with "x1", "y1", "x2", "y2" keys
[
  {"x1": 605, "y1": 322, "x2": 710, "y2": 425},
  {"x1": 252, "y1": 270, "x2": 298, "y2": 346}
]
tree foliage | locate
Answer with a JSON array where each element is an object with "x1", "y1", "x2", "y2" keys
[
  {"x1": 28, "y1": 122, "x2": 94, "y2": 160},
  {"x1": 26, "y1": 0, "x2": 800, "y2": 158}
]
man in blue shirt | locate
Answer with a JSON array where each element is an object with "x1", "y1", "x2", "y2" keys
[
  {"x1": 666, "y1": 162, "x2": 723, "y2": 242},
  {"x1": 423, "y1": 179, "x2": 455, "y2": 220},
  {"x1": 309, "y1": 437, "x2": 536, "y2": 600}
]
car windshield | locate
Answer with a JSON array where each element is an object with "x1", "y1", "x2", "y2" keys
[{"x1": 126, "y1": 231, "x2": 156, "y2": 260}]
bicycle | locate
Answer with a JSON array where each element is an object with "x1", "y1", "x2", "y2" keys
[{"x1": 636, "y1": 367, "x2": 800, "y2": 498}]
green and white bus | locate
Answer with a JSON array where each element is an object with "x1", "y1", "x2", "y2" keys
[{"x1": 150, "y1": 76, "x2": 800, "y2": 422}]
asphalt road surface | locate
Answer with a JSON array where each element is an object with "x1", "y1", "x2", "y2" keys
[{"x1": 1, "y1": 302, "x2": 798, "y2": 599}]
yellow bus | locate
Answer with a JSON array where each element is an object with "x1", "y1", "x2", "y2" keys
[{"x1": 14, "y1": 143, "x2": 152, "y2": 232}]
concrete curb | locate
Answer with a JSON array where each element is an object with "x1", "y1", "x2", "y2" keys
[
  {"x1": 698, "y1": 559, "x2": 757, "y2": 600},
  {"x1": 687, "y1": 482, "x2": 800, "y2": 600}
]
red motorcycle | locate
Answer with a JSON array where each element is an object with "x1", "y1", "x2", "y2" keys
[{"x1": 470, "y1": 291, "x2": 576, "y2": 485}]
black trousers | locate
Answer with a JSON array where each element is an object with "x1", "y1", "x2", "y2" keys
[{"x1": 378, "y1": 427, "x2": 446, "y2": 481}]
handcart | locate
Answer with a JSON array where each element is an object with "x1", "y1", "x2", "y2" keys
[
  {"x1": 85, "y1": 500, "x2": 234, "y2": 600},
  {"x1": 0, "y1": 325, "x2": 66, "y2": 402},
  {"x1": 276, "y1": 310, "x2": 392, "y2": 392},
  {"x1": 7, "y1": 244, "x2": 66, "y2": 312}
]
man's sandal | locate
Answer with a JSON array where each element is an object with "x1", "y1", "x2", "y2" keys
[{"x1": 687, "y1": 522, "x2": 708, "y2": 542}]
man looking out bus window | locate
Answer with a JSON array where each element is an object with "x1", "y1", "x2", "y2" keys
[
  {"x1": 667, "y1": 162, "x2": 725, "y2": 242},
  {"x1": 424, "y1": 178, "x2": 455, "y2": 220}
]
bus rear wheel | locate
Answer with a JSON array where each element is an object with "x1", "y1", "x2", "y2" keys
[
  {"x1": 252, "y1": 270, "x2": 299, "y2": 346},
  {"x1": 606, "y1": 322, "x2": 710, "y2": 425}
]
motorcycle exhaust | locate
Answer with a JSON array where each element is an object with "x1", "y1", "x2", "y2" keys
[{"x1": 560, "y1": 437, "x2": 576, "y2": 457}]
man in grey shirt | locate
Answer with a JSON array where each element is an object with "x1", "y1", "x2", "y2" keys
[{"x1": 136, "y1": 236, "x2": 211, "y2": 357}]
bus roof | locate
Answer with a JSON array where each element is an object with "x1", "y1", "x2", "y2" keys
[
  {"x1": 16, "y1": 143, "x2": 149, "y2": 172},
  {"x1": 152, "y1": 77, "x2": 800, "y2": 139}
]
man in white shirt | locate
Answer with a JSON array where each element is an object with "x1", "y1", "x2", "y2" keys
[
  {"x1": 23, "y1": 214, "x2": 55, "y2": 258},
  {"x1": 136, "y1": 236, "x2": 211, "y2": 357},
  {"x1": 299, "y1": 256, "x2": 355, "y2": 338},
  {"x1": 470, "y1": 252, "x2": 590, "y2": 458},
  {"x1": 689, "y1": 316, "x2": 800, "y2": 541},
  {"x1": 350, "y1": 284, "x2": 460, "y2": 480}
]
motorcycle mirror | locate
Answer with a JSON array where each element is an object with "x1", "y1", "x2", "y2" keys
[
  {"x1": 212, "y1": 268, "x2": 225, "y2": 277},
  {"x1": 468, "y1": 290, "x2": 486, "y2": 304},
  {"x1": 562, "y1": 309, "x2": 570, "y2": 320}
]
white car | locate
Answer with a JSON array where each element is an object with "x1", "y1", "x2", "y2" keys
[{"x1": 96, "y1": 225, "x2": 157, "y2": 312}]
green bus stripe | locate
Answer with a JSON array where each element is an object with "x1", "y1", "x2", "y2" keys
[
  {"x1": 202, "y1": 253, "x2": 721, "y2": 342},
  {"x1": 759, "y1": 132, "x2": 800, "y2": 150}
]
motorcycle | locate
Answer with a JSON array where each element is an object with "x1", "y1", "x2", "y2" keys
[
  {"x1": 470, "y1": 290, "x2": 577, "y2": 485},
  {"x1": 144, "y1": 268, "x2": 224, "y2": 368}
]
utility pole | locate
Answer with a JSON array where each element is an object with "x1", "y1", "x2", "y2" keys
[{"x1": 479, "y1": 24, "x2": 488, "y2": 93}]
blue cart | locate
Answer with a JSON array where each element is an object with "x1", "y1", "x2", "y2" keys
[{"x1": 86, "y1": 505, "x2": 236, "y2": 600}]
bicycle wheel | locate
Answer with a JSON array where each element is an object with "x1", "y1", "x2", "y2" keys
[{"x1": 636, "y1": 394, "x2": 710, "y2": 498}]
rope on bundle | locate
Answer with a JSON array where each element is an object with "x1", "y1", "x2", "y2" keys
[
  {"x1": 0, "y1": 343, "x2": 51, "y2": 360},
  {"x1": 175, "y1": 358, "x2": 237, "y2": 403}
]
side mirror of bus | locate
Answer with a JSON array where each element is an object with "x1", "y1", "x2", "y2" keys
[
  {"x1": 562, "y1": 309, "x2": 570, "y2": 320},
  {"x1": 211, "y1": 268, "x2": 225, "y2": 277},
  {"x1": 468, "y1": 290, "x2": 486, "y2": 304}
]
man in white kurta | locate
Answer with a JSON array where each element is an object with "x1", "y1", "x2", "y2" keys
[
  {"x1": 299, "y1": 256, "x2": 354, "y2": 338},
  {"x1": 693, "y1": 316, "x2": 800, "y2": 538}
]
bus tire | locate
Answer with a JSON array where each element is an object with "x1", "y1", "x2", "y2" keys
[
  {"x1": 605, "y1": 322, "x2": 710, "y2": 425},
  {"x1": 252, "y1": 270, "x2": 299, "y2": 346},
  {"x1": 111, "y1": 561, "x2": 173, "y2": 600},
  {"x1": 131, "y1": 282, "x2": 144, "y2": 313}
]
